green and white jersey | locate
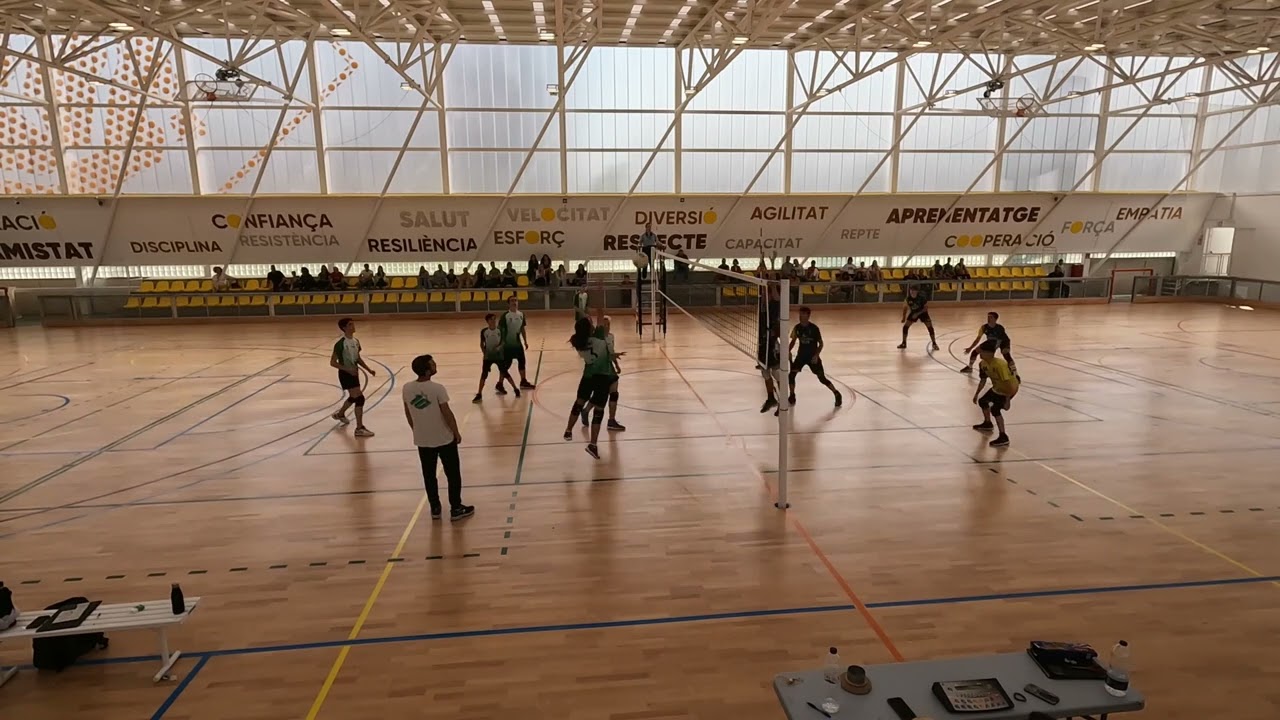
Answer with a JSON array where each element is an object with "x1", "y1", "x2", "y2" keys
[
  {"x1": 480, "y1": 327, "x2": 504, "y2": 360},
  {"x1": 573, "y1": 292, "x2": 589, "y2": 320},
  {"x1": 606, "y1": 333, "x2": 620, "y2": 376},
  {"x1": 500, "y1": 310, "x2": 525, "y2": 348},
  {"x1": 578, "y1": 327, "x2": 614, "y2": 377},
  {"x1": 333, "y1": 336, "x2": 361, "y2": 368}
]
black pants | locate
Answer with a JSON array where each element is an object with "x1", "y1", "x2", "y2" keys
[{"x1": 417, "y1": 442, "x2": 462, "y2": 510}]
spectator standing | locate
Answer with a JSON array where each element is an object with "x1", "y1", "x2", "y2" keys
[
  {"x1": 955, "y1": 260, "x2": 970, "y2": 279},
  {"x1": 474, "y1": 263, "x2": 488, "y2": 288},
  {"x1": 402, "y1": 354, "x2": 474, "y2": 522},
  {"x1": 526, "y1": 254, "x2": 539, "y2": 282},
  {"x1": 460, "y1": 266, "x2": 473, "y2": 289},
  {"x1": 418, "y1": 265, "x2": 431, "y2": 289},
  {"x1": 266, "y1": 265, "x2": 285, "y2": 291}
]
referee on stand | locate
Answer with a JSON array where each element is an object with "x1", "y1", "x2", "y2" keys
[{"x1": 639, "y1": 222, "x2": 657, "y2": 279}]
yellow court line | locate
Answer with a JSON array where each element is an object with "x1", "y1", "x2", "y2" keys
[
  {"x1": 305, "y1": 406, "x2": 473, "y2": 720},
  {"x1": 1020, "y1": 452, "x2": 1278, "y2": 586}
]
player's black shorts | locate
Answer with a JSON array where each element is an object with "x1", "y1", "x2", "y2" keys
[
  {"x1": 505, "y1": 344, "x2": 526, "y2": 370},
  {"x1": 792, "y1": 355, "x2": 824, "y2": 374},
  {"x1": 576, "y1": 374, "x2": 612, "y2": 406},
  {"x1": 978, "y1": 388, "x2": 1009, "y2": 415},
  {"x1": 481, "y1": 356, "x2": 504, "y2": 374},
  {"x1": 907, "y1": 311, "x2": 932, "y2": 325},
  {"x1": 338, "y1": 369, "x2": 361, "y2": 391}
]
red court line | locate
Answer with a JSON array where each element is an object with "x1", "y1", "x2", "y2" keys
[{"x1": 657, "y1": 345, "x2": 905, "y2": 662}]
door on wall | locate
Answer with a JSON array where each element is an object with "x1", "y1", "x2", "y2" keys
[{"x1": 1202, "y1": 227, "x2": 1235, "y2": 276}]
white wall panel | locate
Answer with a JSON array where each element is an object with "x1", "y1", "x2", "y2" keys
[
  {"x1": 566, "y1": 47, "x2": 674, "y2": 110},
  {"x1": 448, "y1": 151, "x2": 559, "y2": 193},
  {"x1": 686, "y1": 50, "x2": 786, "y2": 111},
  {"x1": 1105, "y1": 116, "x2": 1195, "y2": 151},
  {"x1": 790, "y1": 152, "x2": 890, "y2": 193},
  {"x1": 322, "y1": 109, "x2": 440, "y2": 148},
  {"x1": 1202, "y1": 106, "x2": 1280, "y2": 148},
  {"x1": 446, "y1": 111, "x2": 559, "y2": 149},
  {"x1": 902, "y1": 115, "x2": 997, "y2": 151},
  {"x1": 118, "y1": 150, "x2": 194, "y2": 194},
  {"x1": 1000, "y1": 153, "x2": 1092, "y2": 191},
  {"x1": 566, "y1": 151, "x2": 674, "y2": 193},
  {"x1": 195, "y1": 107, "x2": 316, "y2": 148},
  {"x1": 316, "y1": 41, "x2": 429, "y2": 108},
  {"x1": 1007, "y1": 115, "x2": 1097, "y2": 152},
  {"x1": 1108, "y1": 57, "x2": 1203, "y2": 113},
  {"x1": 1100, "y1": 153, "x2": 1189, "y2": 191},
  {"x1": 902, "y1": 54, "x2": 990, "y2": 108},
  {"x1": 681, "y1": 113, "x2": 786, "y2": 150},
  {"x1": 681, "y1": 152, "x2": 783, "y2": 193},
  {"x1": 898, "y1": 153, "x2": 995, "y2": 192},
  {"x1": 791, "y1": 51, "x2": 898, "y2": 112},
  {"x1": 197, "y1": 149, "x2": 320, "y2": 194},
  {"x1": 444, "y1": 45, "x2": 558, "y2": 109},
  {"x1": 564, "y1": 112, "x2": 674, "y2": 149},
  {"x1": 326, "y1": 150, "x2": 443, "y2": 193},
  {"x1": 1196, "y1": 146, "x2": 1280, "y2": 193},
  {"x1": 792, "y1": 114, "x2": 893, "y2": 151}
]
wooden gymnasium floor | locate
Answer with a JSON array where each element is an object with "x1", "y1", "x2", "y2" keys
[{"x1": 1, "y1": 302, "x2": 1279, "y2": 720}]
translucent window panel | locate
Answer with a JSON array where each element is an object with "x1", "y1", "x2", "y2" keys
[
  {"x1": 564, "y1": 112, "x2": 675, "y2": 149},
  {"x1": 315, "y1": 41, "x2": 430, "y2": 108},
  {"x1": 197, "y1": 148, "x2": 320, "y2": 194},
  {"x1": 1195, "y1": 145, "x2": 1280, "y2": 193},
  {"x1": 791, "y1": 52, "x2": 898, "y2": 112},
  {"x1": 0, "y1": 107, "x2": 52, "y2": 147},
  {"x1": 66, "y1": 149, "x2": 182, "y2": 194},
  {"x1": 2, "y1": 36, "x2": 45, "y2": 102},
  {"x1": 902, "y1": 54, "x2": 992, "y2": 109},
  {"x1": 898, "y1": 153, "x2": 995, "y2": 192},
  {"x1": 565, "y1": 47, "x2": 675, "y2": 110},
  {"x1": 1105, "y1": 116, "x2": 1194, "y2": 151},
  {"x1": 48, "y1": 38, "x2": 182, "y2": 101},
  {"x1": 1107, "y1": 57, "x2": 1203, "y2": 114},
  {"x1": 901, "y1": 115, "x2": 997, "y2": 151},
  {"x1": 192, "y1": 107, "x2": 316, "y2": 148},
  {"x1": 1099, "y1": 153, "x2": 1190, "y2": 191},
  {"x1": 183, "y1": 38, "x2": 313, "y2": 102},
  {"x1": 0, "y1": 148, "x2": 59, "y2": 194},
  {"x1": 685, "y1": 50, "x2": 786, "y2": 112},
  {"x1": 448, "y1": 151, "x2": 559, "y2": 193},
  {"x1": 445, "y1": 45, "x2": 558, "y2": 109},
  {"x1": 446, "y1": 111, "x2": 559, "y2": 149},
  {"x1": 792, "y1": 114, "x2": 893, "y2": 151},
  {"x1": 326, "y1": 150, "x2": 444, "y2": 193},
  {"x1": 322, "y1": 110, "x2": 440, "y2": 149},
  {"x1": 790, "y1": 152, "x2": 890, "y2": 193},
  {"x1": 0, "y1": 267, "x2": 75, "y2": 280},
  {"x1": 681, "y1": 152, "x2": 783, "y2": 193},
  {"x1": 1206, "y1": 56, "x2": 1274, "y2": 110},
  {"x1": 681, "y1": 114, "x2": 786, "y2": 150},
  {"x1": 1000, "y1": 153, "x2": 1093, "y2": 192},
  {"x1": 566, "y1": 151, "x2": 674, "y2": 193},
  {"x1": 1007, "y1": 115, "x2": 1098, "y2": 152},
  {"x1": 1202, "y1": 107, "x2": 1280, "y2": 148},
  {"x1": 1007, "y1": 55, "x2": 1106, "y2": 114},
  {"x1": 58, "y1": 106, "x2": 185, "y2": 149}
]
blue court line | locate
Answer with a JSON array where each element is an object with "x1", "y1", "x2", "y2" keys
[
  {"x1": 20, "y1": 572, "x2": 1278, "y2": 677},
  {"x1": 150, "y1": 654, "x2": 210, "y2": 720},
  {"x1": 156, "y1": 376, "x2": 289, "y2": 448}
]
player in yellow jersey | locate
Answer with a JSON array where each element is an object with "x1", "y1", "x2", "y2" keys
[{"x1": 972, "y1": 339, "x2": 1019, "y2": 447}]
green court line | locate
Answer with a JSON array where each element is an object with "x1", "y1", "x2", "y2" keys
[{"x1": 501, "y1": 342, "x2": 544, "y2": 556}]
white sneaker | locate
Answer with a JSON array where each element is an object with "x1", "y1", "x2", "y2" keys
[
  {"x1": 354, "y1": 426, "x2": 375, "y2": 437},
  {"x1": 331, "y1": 412, "x2": 350, "y2": 426}
]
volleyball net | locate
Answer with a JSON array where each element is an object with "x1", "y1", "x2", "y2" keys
[{"x1": 652, "y1": 248, "x2": 793, "y2": 509}]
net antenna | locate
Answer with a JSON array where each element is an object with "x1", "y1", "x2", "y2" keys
[
  {"x1": 653, "y1": 248, "x2": 792, "y2": 509},
  {"x1": 180, "y1": 67, "x2": 260, "y2": 102}
]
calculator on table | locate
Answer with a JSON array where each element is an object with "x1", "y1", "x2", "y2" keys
[{"x1": 931, "y1": 678, "x2": 1014, "y2": 713}]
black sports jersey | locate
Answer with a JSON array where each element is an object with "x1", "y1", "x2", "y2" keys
[
  {"x1": 905, "y1": 294, "x2": 928, "y2": 314},
  {"x1": 981, "y1": 322, "x2": 1010, "y2": 342},
  {"x1": 791, "y1": 322, "x2": 823, "y2": 357}
]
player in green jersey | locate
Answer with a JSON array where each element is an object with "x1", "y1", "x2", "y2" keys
[
  {"x1": 330, "y1": 317, "x2": 377, "y2": 437},
  {"x1": 474, "y1": 313, "x2": 519, "y2": 403},
  {"x1": 563, "y1": 299, "x2": 612, "y2": 459},
  {"x1": 499, "y1": 295, "x2": 536, "y2": 391}
]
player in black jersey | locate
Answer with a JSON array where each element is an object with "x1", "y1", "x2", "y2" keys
[
  {"x1": 960, "y1": 311, "x2": 1017, "y2": 375},
  {"x1": 898, "y1": 286, "x2": 939, "y2": 350},
  {"x1": 787, "y1": 307, "x2": 842, "y2": 407}
]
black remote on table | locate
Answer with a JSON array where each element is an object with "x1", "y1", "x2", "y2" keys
[
  {"x1": 887, "y1": 697, "x2": 917, "y2": 720},
  {"x1": 1024, "y1": 683, "x2": 1061, "y2": 705}
]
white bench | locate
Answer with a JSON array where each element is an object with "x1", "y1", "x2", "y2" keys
[{"x1": 0, "y1": 597, "x2": 200, "y2": 687}]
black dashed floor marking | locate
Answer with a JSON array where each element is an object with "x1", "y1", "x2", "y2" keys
[
  {"x1": 506, "y1": 516, "x2": 513, "y2": 524},
  {"x1": 500, "y1": 547, "x2": 508, "y2": 556},
  {"x1": 64, "y1": 577, "x2": 82, "y2": 582},
  {"x1": 1190, "y1": 511, "x2": 1206, "y2": 516},
  {"x1": 188, "y1": 570, "x2": 207, "y2": 575},
  {"x1": 1129, "y1": 514, "x2": 1144, "y2": 519},
  {"x1": 1250, "y1": 508, "x2": 1264, "y2": 512},
  {"x1": 309, "y1": 561, "x2": 328, "y2": 567},
  {"x1": 1220, "y1": 509, "x2": 1235, "y2": 514},
  {"x1": 269, "y1": 564, "x2": 287, "y2": 569},
  {"x1": 988, "y1": 468, "x2": 999, "y2": 474},
  {"x1": 503, "y1": 531, "x2": 511, "y2": 539},
  {"x1": 348, "y1": 559, "x2": 366, "y2": 565},
  {"x1": 1046, "y1": 500, "x2": 1059, "y2": 508},
  {"x1": 1070, "y1": 514, "x2": 1083, "y2": 522},
  {"x1": 1024, "y1": 488, "x2": 1037, "y2": 496},
  {"x1": 21, "y1": 580, "x2": 39, "y2": 585},
  {"x1": 1160, "y1": 513, "x2": 1175, "y2": 517},
  {"x1": 509, "y1": 503, "x2": 516, "y2": 510},
  {"x1": 463, "y1": 553, "x2": 480, "y2": 558},
  {"x1": 1099, "y1": 516, "x2": 1114, "y2": 521},
  {"x1": 387, "y1": 558, "x2": 404, "y2": 563},
  {"x1": 106, "y1": 575, "x2": 125, "y2": 580},
  {"x1": 1006, "y1": 477, "x2": 1017, "y2": 484},
  {"x1": 147, "y1": 572, "x2": 166, "y2": 577},
  {"x1": 230, "y1": 567, "x2": 247, "y2": 572},
  {"x1": 426, "y1": 555, "x2": 443, "y2": 560}
]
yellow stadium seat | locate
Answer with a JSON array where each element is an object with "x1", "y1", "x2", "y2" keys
[
  {"x1": 818, "y1": 270, "x2": 832, "y2": 281},
  {"x1": 413, "y1": 292, "x2": 427, "y2": 303},
  {"x1": 429, "y1": 292, "x2": 443, "y2": 303},
  {"x1": 346, "y1": 277, "x2": 359, "y2": 288},
  {"x1": 244, "y1": 279, "x2": 260, "y2": 290},
  {"x1": 279, "y1": 294, "x2": 296, "y2": 305},
  {"x1": 459, "y1": 291, "x2": 473, "y2": 302},
  {"x1": 995, "y1": 281, "x2": 1011, "y2": 291},
  {"x1": 1033, "y1": 267, "x2": 1048, "y2": 277},
  {"x1": 141, "y1": 297, "x2": 158, "y2": 308},
  {"x1": 864, "y1": 283, "x2": 878, "y2": 294},
  {"x1": 198, "y1": 280, "x2": 214, "y2": 291},
  {"x1": 749, "y1": 287, "x2": 759, "y2": 297},
  {"x1": 444, "y1": 292, "x2": 458, "y2": 302},
  {"x1": 941, "y1": 283, "x2": 955, "y2": 292},
  {"x1": 734, "y1": 286, "x2": 747, "y2": 297},
  {"x1": 249, "y1": 295, "x2": 266, "y2": 306},
  {"x1": 405, "y1": 278, "x2": 419, "y2": 289},
  {"x1": 153, "y1": 280, "x2": 171, "y2": 293},
  {"x1": 722, "y1": 287, "x2": 735, "y2": 298},
  {"x1": 124, "y1": 297, "x2": 141, "y2": 309},
  {"x1": 1011, "y1": 267, "x2": 1026, "y2": 277},
  {"x1": 997, "y1": 267, "x2": 1013, "y2": 278},
  {"x1": 390, "y1": 277, "x2": 405, "y2": 289},
  {"x1": 973, "y1": 268, "x2": 989, "y2": 278},
  {"x1": 175, "y1": 297, "x2": 189, "y2": 308},
  {"x1": 139, "y1": 281, "x2": 156, "y2": 293},
  {"x1": 371, "y1": 293, "x2": 386, "y2": 304},
  {"x1": 189, "y1": 296, "x2": 205, "y2": 308},
  {"x1": 237, "y1": 295, "x2": 254, "y2": 306},
  {"x1": 339, "y1": 293, "x2": 356, "y2": 304},
  {"x1": 517, "y1": 291, "x2": 528, "y2": 301},
  {"x1": 962, "y1": 282, "x2": 978, "y2": 292},
  {"x1": 157, "y1": 297, "x2": 172, "y2": 308},
  {"x1": 888, "y1": 284, "x2": 902, "y2": 293},
  {"x1": 517, "y1": 275, "x2": 530, "y2": 287},
  {"x1": 308, "y1": 294, "x2": 324, "y2": 304},
  {"x1": 486, "y1": 291, "x2": 501, "y2": 302},
  {"x1": 891, "y1": 268, "x2": 906, "y2": 279},
  {"x1": 1039, "y1": 281, "x2": 1051, "y2": 292}
]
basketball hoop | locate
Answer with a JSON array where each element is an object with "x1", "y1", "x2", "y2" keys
[
  {"x1": 180, "y1": 73, "x2": 260, "y2": 102},
  {"x1": 976, "y1": 93, "x2": 1043, "y2": 118}
]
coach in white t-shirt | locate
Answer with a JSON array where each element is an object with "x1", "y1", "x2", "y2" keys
[{"x1": 402, "y1": 354, "x2": 474, "y2": 522}]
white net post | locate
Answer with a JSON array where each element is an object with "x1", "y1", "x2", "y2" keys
[
  {"x1": 776, "y1": 278, "x2": 791, "y2": 511},
  {"x1": 650, "y1": 253, "x2": 658, "y2": 342}
]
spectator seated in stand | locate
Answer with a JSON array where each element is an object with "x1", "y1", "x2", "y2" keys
[
  {"x1": 446, "y1": 268, "x2": 459, "y2": 288},
  {"x1": 460, "y1": 267, "x2": 473, "y2": 289},
  {"x1": 357, "y1": 264, "x2": 375, "y2": 289},
  {"x1": 573, "y1": 263, "x2": 588, "y2": 286},
  {"x1": 296, "y1": 267, "x2": 316, "y2": 291},
  {"x1": 487, "y1": 262, "x2": 502, "y2": 288},
  {"x1": 418, "y1": 265, "x2": 431, "y2": 289},
  {"x1": 534, "y1": 265, "x2": 549, "y2": 287},
  {"x1": 731, "y1": 259, "x2": 743, "y2": 274},
  {"x1": 954, "y1": 260, "x2": 970, "y2": 279},
  {"x1": 501, "y1": 262, "x2": 518, "y2": 288},
  {"x1": 266, "y1": 265, "x2": 286, "y2": 291},
  {"x1": 328, "y1": 265, "x2": 345, "y2": 290},
  {"x1": 433, "y1": 265, "x2": 448, "y2": 288},
  {"x1": 474, "y1": 264, "x2": 488, "y2": 288},
  {"x1": 374, "y1": 266, "x2": 388, "y2": 289},
  {"x1": 804, "y1": 260, "x2": 820, "y2": 281},
  {"x1": 212, "y1": 266, "x2": 237, "y2": 292}
]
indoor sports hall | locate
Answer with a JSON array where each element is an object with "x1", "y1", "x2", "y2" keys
[{"x1": 1, "y1": 2, "x2": 1279, "y2": 719}]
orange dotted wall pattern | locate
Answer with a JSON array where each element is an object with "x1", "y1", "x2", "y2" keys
[{"x1": 1, "y1": 38, "x2": 359, "y2": 195}]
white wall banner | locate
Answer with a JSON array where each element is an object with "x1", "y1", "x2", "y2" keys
[
  {"x1": 0, "y1": 192, "x2": 1219, "y2": 267},
  {"x1": 0, "y1": 198, "x2": 111, "y2": 267}
]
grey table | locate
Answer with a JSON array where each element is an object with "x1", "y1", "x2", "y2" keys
[{"x1": 774, "y1": 652, "x2": 1144, "y2": 720}]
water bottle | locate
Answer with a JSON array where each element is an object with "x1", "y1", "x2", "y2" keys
[
  {"x1": 1104, "y1": 640, "x2": 1130, "y2": 696},
  {"x1": 170, "y1": 583, "x2": 185, "y2": 615},
  {"x1": 823, "y1": 646, "x2": 842, "y2": 684}
]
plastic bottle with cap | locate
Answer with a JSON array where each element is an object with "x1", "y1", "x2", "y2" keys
[
  {"x1": 823, "y1": 647, "x2": 841, "y2": 684},
  {"x1": 1104, "y1": 640, "x2": 1130, "y2": 697}
]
